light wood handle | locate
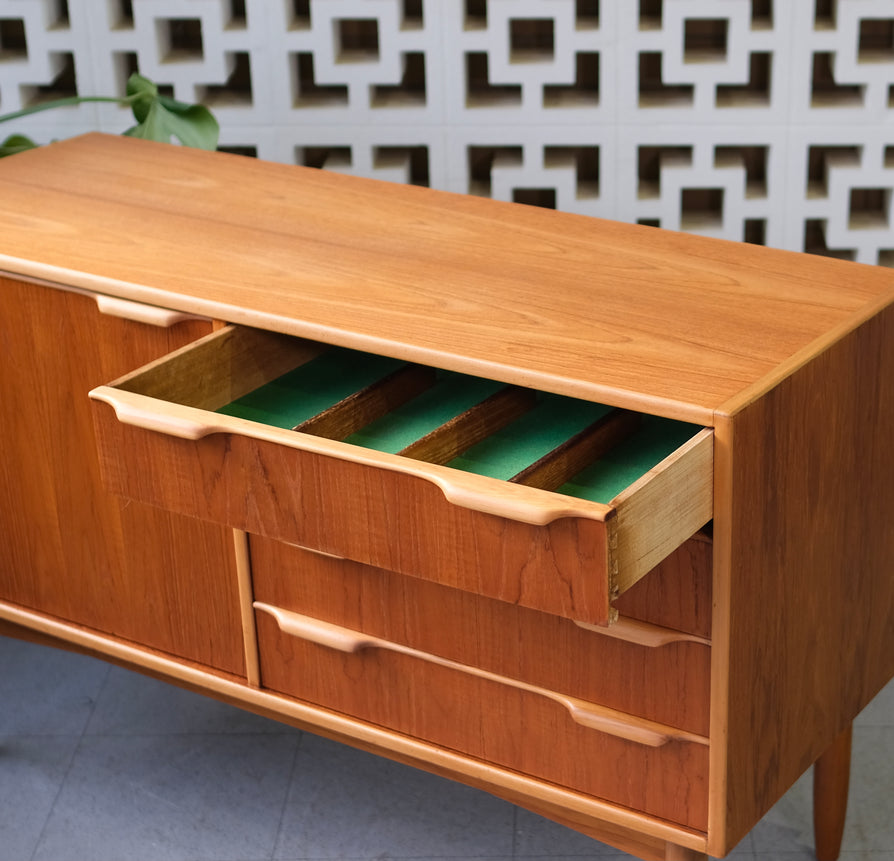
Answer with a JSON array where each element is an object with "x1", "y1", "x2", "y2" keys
[
  {"x1": 89, "y1": 388, "x2": 613, "y2": 526},
  {"x1": 574, "y1": 617, "x2": 711, "y2": 648},
  {"x1": 254, "y1": 602, "x2": 708, "y2": 749},
  {"x1": 432, "y1": 482, "x2": 593, "y2": 526},
  {"x1": 94, "y1": 294, "x2": 207, "y2": 327},
  {"x1": 90, "y1": 388, "x2": 230, "y2": 440}
]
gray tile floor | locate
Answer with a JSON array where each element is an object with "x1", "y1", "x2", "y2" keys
[{"x1": 1, "y1": 635, "x2": 892, "y2": 861}]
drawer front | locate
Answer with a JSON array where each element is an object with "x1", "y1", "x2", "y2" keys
[
  {"x1": 253, "y1": 598, "x2": 709, "y2": 831},
  {"x1": 250, "y1": 536, "x2": 711, "y2": 735},
  {"x1": 91, "y1": 410, "x2": 610, "y2": 623},
  {"x1": 90, "y1": 325, "x2": 714, "y2": 626},
  {"x1": 614, "y1": 532, "x2": 713, "y2": 640}
]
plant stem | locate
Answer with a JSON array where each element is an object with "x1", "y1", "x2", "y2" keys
[{"x1": 0, "y1": 94, "x2": 138, "y2": 125}]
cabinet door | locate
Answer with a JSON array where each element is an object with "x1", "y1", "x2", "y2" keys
[{"x1": 0, "y1": 276, "x2": 244, "y2": 675}]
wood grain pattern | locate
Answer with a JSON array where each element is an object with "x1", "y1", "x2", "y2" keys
[
  {"x1": 0, "y1": 276, "x2": 244, "y2": 673},
  {"x1": 232, "y1": 529, "x2": 260, "y2": 687},
  {"x1": 708, "y1": 302, "x2": 894, "y2": 855},
  {"x1": 91, "y1": 398, "x2": 613, "y2": 624},
  {"x1": 254, "y1": 601, "x2": 707, "y2": 747},
  {"x1": 294, "y1": 364, "x2": 436, "y2": 439},
  {"x1": 2, "y1": 135, "x2": 893, "y2": 422},
  {"x1": 612, "y1": 429, "x2": 714, "y2": 595},
  {"x1": 510, "y1": 408, "x2": 641, "y2": 490},
  {"x1": 0, "y1": 601, "x2": 708, "y2": 853},
  {"x1": 613, "y1": 534, "x2": 713, "y2": 640},
  {"x1": 249, "y1": 537, "x2": 711, "y2": 735},
  {"x1": 89, "y1": 324, "x2": 712, "y2": 624},
  {"x1": 3, "y1": 137, "x2": 892, "y2": 858},
  {"x1": 113, "y1": 324, "x2": 319, "y2": 410},
  {"x1": 491, "y1": 791, "x2": 703, "y2": 860},
  {"x1": 254, "y1": 608, "x2": 709, "y2": 829},
  {"x1": 813, "y1": 723, "x2": 852, "y2": 861},
  {"x1": 664, "y1": 845, "x2": 708, "y2": 861},
  {"x1": 94, "y1": 377, "x2": 617, "y2": 528},
  {"x1": 575, "y1": 617, "x2": 710, "y2": 649},
  {"x1": 523, "y1": 811, "x2": 675, "y2": 860},
  {"x1": 399, "y1": 385, "x2": 536, "y2": 463}
]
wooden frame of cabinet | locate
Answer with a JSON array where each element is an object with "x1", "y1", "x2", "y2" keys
[{"x1": 0, "y1": 134, "x2": 891, "y2": 860}]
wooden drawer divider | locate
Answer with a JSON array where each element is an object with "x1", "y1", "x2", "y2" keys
[{"x1": 223, "y1": 346, "x2": 692, "y2": 510}]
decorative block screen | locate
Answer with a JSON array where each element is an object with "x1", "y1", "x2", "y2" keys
[{"x1": 2, "y1": 0, "x2": 893, "y2": 265}]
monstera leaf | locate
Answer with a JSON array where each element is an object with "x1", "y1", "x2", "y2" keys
[
  {"x1": 0, "y1": 134, "x2": 38, "y2": 158},
  {"x1": 0, "y1": 73, "x2": 219, "y2": 157},
  {"x1": 123, "y1": 74, "x2": 219, "y2": 150}
]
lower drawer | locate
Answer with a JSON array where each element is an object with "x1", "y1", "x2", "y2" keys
[
  {"x1": 251, "y1": 538, "x2": 710, "y2": 830},
  {"x1": 255, "y1": 606, "x2": 708, "y2": 830},
  {"x1": 614, "y1": 531, "x2": 713, "y2": 641},
  {"x1": 250, "y1": 536, "x2": 712, "y2": 735}
]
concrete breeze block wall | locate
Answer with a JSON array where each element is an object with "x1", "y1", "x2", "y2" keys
[{"x1": 2, "y1": 0, "x2": 893, "y2": 265}]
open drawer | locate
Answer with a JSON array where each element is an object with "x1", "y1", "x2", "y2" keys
[{"x1": 89, "y1": 325, "x2": 713, "y2": 626}]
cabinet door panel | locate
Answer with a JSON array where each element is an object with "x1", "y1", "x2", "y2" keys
[{"x1": 0, "y1": 276, "x2": 243, "y2": 674}]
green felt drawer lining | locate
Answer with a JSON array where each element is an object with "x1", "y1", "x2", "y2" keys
[
  {"x1": 217, "y1": 346, "x2": 698, "y2": 505},
  {"x1": 217, "y1": 349, "x2": 405, "y2": 428}
]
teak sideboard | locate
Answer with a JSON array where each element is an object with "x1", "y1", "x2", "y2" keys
[{"x1": 0, "y1": 134, "x2": 892, "y2": 861}]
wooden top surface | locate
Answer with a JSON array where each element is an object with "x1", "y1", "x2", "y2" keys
[{"x1": 1, "y1": 133, "x2": 892, "y2": 424}]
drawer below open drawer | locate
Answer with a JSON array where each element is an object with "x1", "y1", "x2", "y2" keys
[
  {"x1": 254, "y1": 594, "x2": 709, "y2": 831},
  {"x1": 250, "y1": 536, "x2": 712, "y2": 736},
  {"x1": 89, "y1": 325, "x2": 713, "y2": 626}
]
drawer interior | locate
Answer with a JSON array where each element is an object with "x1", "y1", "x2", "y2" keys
[
  {"x1": 99, "y1": 325, "x2": 713, "y2": 621},
  {"x1": 212, "y1": 341, "x2": 702, "y2": 506}
]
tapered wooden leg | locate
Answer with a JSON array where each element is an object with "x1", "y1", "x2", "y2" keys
[
  {"x1": 664, "y1": 843, "x2": 708, "y2": 860},
  {"x1": 813, "y1": 722, "x2": 853, "y2": 861}
]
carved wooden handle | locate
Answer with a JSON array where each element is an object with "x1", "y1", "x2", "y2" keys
[
  {"x1": 90, "y1": 388, "x2": 230, "y2": 440},
  {"x1": 94, "y1": 294, "x2": 206, "y2": 327},
  {"x1": 254, "y1": 602, "x2": 708, "y2": 749},
  {"x1": 89, "y1": 388, "x2": 610, "y2": 526}
]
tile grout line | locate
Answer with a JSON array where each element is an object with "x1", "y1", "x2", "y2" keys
[
  {"x1": 27, "y1": 661, "x2": 113, "y2": 861},
  {"x1": 510, "y1": 803, "x2": 519, "y2": 859},
  {"x1": 269, "y1": 729, "x2": 306, "y2": 861}
]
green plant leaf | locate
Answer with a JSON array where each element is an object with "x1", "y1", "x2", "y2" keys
[
  {"x1": 124, "y1": 101, "x2": 219, "y2": 150},
  {"x1": 0, "y1": 133, "x2": 38, "y2": 158},
  {"x1": 123, "y1": 72, "x2": 219, "y2": 150},
  {"x1": 0, "y1": 74, "x2": 218, "y2": 157},
  {"x1": 125, "y1": 72, "x2": 158, "y2": 122}
]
